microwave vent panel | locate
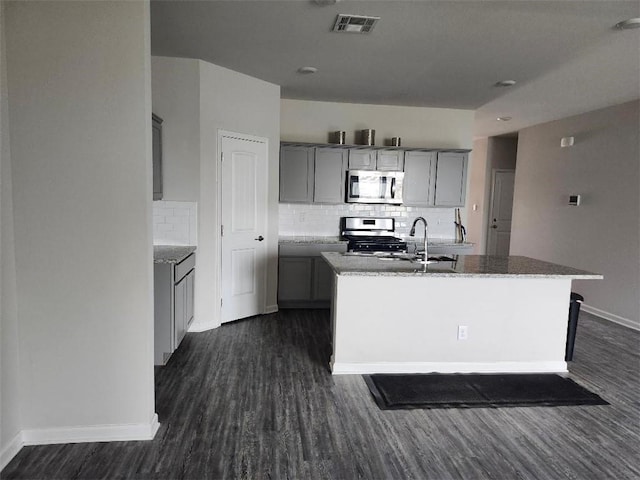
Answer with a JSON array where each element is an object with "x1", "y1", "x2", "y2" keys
[{"x1": 332, "y1": 14, "x2": 380, "y2": 34}]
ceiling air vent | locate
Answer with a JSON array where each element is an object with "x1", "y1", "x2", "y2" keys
[{"x1": 332, "y1": 14, "x2": 380, "y2": 34}]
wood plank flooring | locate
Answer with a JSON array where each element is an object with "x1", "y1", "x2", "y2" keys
[{"x1": 3, "y1": 310, "x2": 639, "y2": 479}]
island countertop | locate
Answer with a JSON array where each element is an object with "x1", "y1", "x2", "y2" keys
[
  {"x1": 321, "y1": 252, "x2": 602, "y2": 279},
  {"x1": 154, "y1": 245, "x2": 196, "y2": 264}
]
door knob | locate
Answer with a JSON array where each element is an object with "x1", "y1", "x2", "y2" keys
[
  {"x1": 491, "y1": 225, "x2": 498, "y2": 229},
  {"x1": 255, "y1": 235, "x2": 264, "y2": 241}
]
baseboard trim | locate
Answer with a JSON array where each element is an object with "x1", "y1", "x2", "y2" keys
[
  {"x1": 21, "y1": 414, "x2": 160, "y2": 446},
  {"x1": 1, "y1": 431, "x2": 24, "y2": 471},
  {"x1": 582, "y1": 304, "x2": 639, "y2": 331},
  {"x1": 264, "y1": 304, "x2": 279, "y2": 314},
  {"x1": 330, "y1": 361, "x2": 568, "y2": 375}
]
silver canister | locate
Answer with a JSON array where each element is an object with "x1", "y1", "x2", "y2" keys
[
  {"x1": 360, "y1": 129, "x2": 375, "y2": 146},
  {"x1": 331, "y1": 131, "x2": 346, "y2": 144},
  {"x1": 391, "y1": 137, "x2": 401, "y2": 146}
]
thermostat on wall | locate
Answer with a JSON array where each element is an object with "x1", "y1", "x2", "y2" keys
[{"x1": 569, "y1": 195, "x2": 581, "y2": 206}]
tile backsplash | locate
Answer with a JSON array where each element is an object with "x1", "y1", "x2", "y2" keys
[
  {"x1": 153, "y1": 201, "x2": 198, "y2": 245},
  {"x1": 279, "y1": 203, "x2": 460, "y2": 239}
]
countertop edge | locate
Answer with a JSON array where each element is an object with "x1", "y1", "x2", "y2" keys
[{"x1": 153, "y1": 245, "x2": 197, "y2": 264}]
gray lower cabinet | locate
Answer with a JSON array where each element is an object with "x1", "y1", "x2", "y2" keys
[
  {"x1": 278, "y1": 243, "x2": 347, "y2": 308},
  {"x1": 280, "y1": 146, "x2": 314, "y2": 203},
  {"x1": 314, "y1": 148, "x2": 347, "y2": 204},
  {"x1": 278, "y1": 257, "x2": 313, "y2": 302},
  {"x1": 434, "y1": 152, "x2": 468, "y2": 206},
  {"x1": 154, "y1": 253, "x2": 195, "y2": 365}
]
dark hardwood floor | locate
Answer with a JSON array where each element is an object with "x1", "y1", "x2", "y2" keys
[{"x1": 3, "y1": 310, "x2": 639, "y2": 479}]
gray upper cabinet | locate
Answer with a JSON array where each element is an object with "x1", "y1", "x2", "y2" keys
[
  {"x1": 280, "y1": 146, "x2": 314, "y2": 203},
  {"x1": 314, "y1": 148, "x2": 347, "y2": 204},
  {"x1": 348, "y1": 149, "x2": 403, "y2": 171},
  {"x1": 434, "y1": 152, "x2": 468, "y2": 206},
  {"x1": 348, "y1": 149, "x2": 376, "y2": 170},
  {"x1": 152, "y1": 113, "x2": 163, "y2": 200},
  {"x1": 375, "y1": 150, "x2": 404, "y2": 171},
  {"x1": 279, "y1": 142, "x2": 470, "y2": 207},
  {"x1": 403, "y1": 151, "x2": 437, "y2": 206}
]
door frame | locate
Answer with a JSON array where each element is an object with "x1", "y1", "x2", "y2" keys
[
  {"x1": 216, "y1": 129, "x2": 270, "y2": 323},
  {"x1": 486, "y1": 168, "x2": 515, "y2": 255}
]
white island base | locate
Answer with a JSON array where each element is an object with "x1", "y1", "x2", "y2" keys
[{"x1": 324, "y1": 253, "x2": 604, "y2": 375}]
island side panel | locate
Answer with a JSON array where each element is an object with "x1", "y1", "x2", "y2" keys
[{"x1": 330, "y1": 275, "x2": 571, "y2": 374}]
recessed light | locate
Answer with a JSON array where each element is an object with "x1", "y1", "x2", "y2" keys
[
  {"x1": 614, "y1": 18, "x2": 640, "y2": 30},
  {"x1": 497, "y1": 116, "x2": 512, "y2": 122},
  {"x1": 495, "y1": 80, "x2": 517, "y2": 87},
  {"x1": 297, "y1": 66, "x2": 318, "y2": 75}
]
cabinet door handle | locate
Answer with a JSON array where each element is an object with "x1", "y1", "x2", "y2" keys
[{"x1": 255, "y1": 235, "x2": 264, "y2": 241}]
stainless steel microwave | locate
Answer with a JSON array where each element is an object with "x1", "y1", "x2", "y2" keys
[{"x1": 346, "y1": 170, "x2": 404, "y2": 204}]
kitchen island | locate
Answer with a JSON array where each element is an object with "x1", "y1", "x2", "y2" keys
[{"x1": 321, "y1": 253, "x2": 602, "y2": 375}]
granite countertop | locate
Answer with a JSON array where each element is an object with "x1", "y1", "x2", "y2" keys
[
  {"x1": 321, "y1": 253, "x2": 603, "y2": 279},
  {"x1": 279, "y1": 236, "x2": 347, "y2": 244},
  {"x1": 154, "y1": 245, "x2": 197, "y2": 264},
  {"x1": 407, "y1": 239, "x2": 475, "y2": 247}
]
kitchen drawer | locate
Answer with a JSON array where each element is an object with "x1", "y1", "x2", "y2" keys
[
  {"x1": 279, "y1": 243, "x2": 347, "y2": 257},
  {"x1": 175, "y1": 253, "x2": 195, "y2": 281}
]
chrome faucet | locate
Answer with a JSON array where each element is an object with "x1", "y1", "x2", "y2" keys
[{"x1": 409, "y1": 216, "x2": 433, "y2": 263}]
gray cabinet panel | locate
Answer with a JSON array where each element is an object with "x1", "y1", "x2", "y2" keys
[
  {"x1": 278, "y1": 243, "x2": 346, "y2": 308},
  {"x1": 278, "y1": 257, "x2": 313, "y2": 301},
  {"x1": 280, "y1": 146, "x2": 314, "y2": 203},
  {"x1": 434, "y1": 152, "x2": 467, "y2": 206},
  {"x1": 174, "y1": 276, "x2": 187, "y2": 347},
  {"x1": 403, "y1": 151, "x2": 437, "y2": 206},
  {"x1": 312, "y1": 257, "x2": 334, "y2": 301},
  {"x1": 376, "y1": 150, "x2": 404, "y2": 171},
  {"x1": 348, "y1": 149, "x2": 376, "y2": 170},
  {"x1": 314, "y1": 148, "x2": 347, "y2": 204},
  {"x1": 154, "y1": 252, "x2": 196, "y2": 366},
  {"x1": 152, "y1": 114, "x2": 163, "y2": 200},
  {"x1": 186, "y1": 270, "x2": 195, "y2": 328}
]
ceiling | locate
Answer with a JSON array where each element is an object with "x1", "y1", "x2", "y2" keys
[{"x1": 151, "y1": 0, "x2": 640, "y2": 137}]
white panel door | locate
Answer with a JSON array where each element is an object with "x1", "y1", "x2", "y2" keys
[
  {"x1": 487, "y1": 170, "x2": 515, "y2": 255},
  {"x1": 221, "y1": 134, "x2": 268, "y2": 323}
]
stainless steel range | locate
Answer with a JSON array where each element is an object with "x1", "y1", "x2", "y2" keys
[{"x1": 340, "y1": 217, "x2": 407, "y2": 253}]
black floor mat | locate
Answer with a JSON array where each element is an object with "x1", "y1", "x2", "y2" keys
[{"x1": 363, "y1": 373, "x2": 609, "y2": 410}]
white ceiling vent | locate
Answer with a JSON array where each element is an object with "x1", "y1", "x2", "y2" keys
[{"x1": 332, "y1": 14, "x2": 380, "y2": 34}]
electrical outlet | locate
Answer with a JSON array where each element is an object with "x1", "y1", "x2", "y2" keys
[{"x1": 457, "y1": 325, "x2": 468, "y2": 341}]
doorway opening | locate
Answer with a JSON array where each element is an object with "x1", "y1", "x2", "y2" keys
[{"x1": 485, "y1": 135, "x2": 518, "y2": 255}]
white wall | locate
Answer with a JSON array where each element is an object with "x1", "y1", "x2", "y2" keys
[
  {"x1": 466, "y1": 138, "x2": 490, "y2": 254},
  {"x1": 0, "y1": 0, "x2": 22, "y2": 468},
  {"x1": 197, "y1": 61, "x2": 281, "y2": 327},
  {"x1": 280, "y1": 99, "x2": 475, "y2": 240},
  {"x1": 151, "y1": 57, "x2": 280, "y2": 330},
  {"x1": 4, "y1": 0, "x2": 157, "y2": 452},
  {"x1": 511, "y1": 101, "x2": 639, "y2": 328},
  {"x1": 151, "y1": 57, "x2": 200, "y2": 202},
  {"x1": 466, "y1": 137, "x2": 518, "y2": 254},
  {"x1": 281, "y1": 99, "x2": 474, "y2": 149}
]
